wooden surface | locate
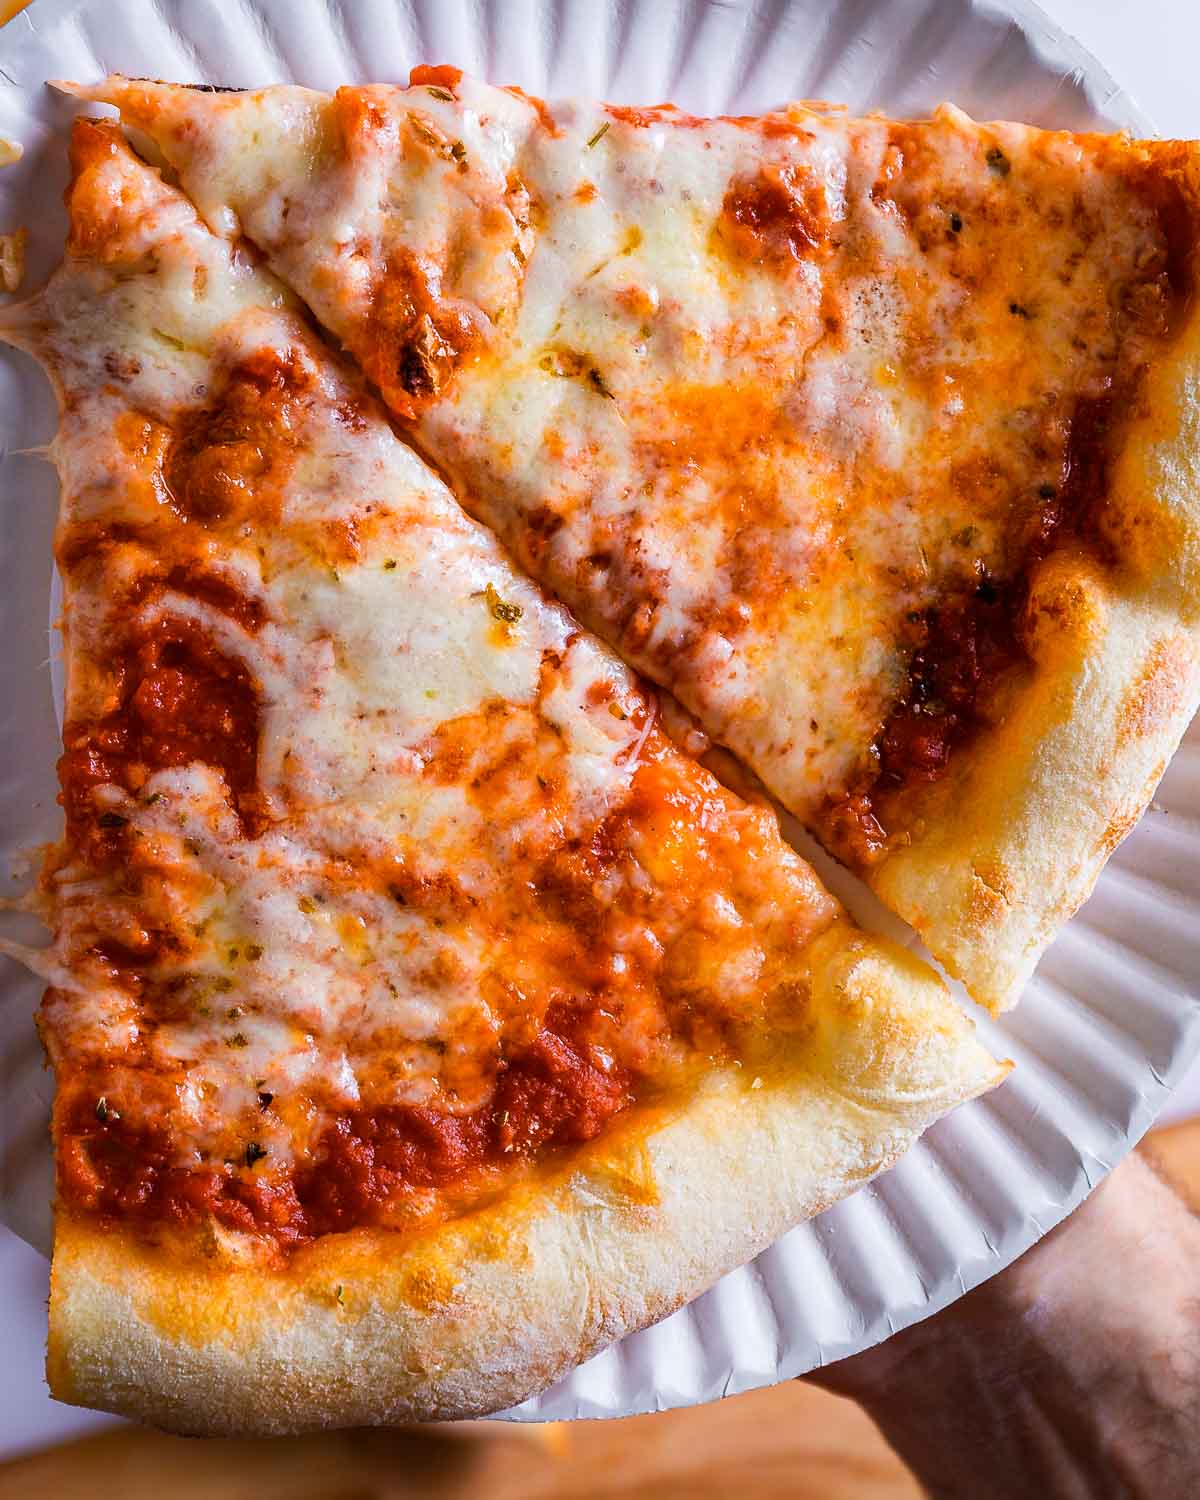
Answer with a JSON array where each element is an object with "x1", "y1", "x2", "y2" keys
[
  {"x1": 0, "y1": 1382, "x2": 919, "y2": 1500},
  {"x1": 2, "y1": 1119, "x2": 1196, "y2": 1500},
  {"x1": 0, "y1": 1385, "x2": 921, "y2": 1500}
]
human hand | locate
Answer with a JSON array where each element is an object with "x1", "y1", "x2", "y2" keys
[{"x1": 809, "y1": 1152, "x2": 1200, "y2": 1499}]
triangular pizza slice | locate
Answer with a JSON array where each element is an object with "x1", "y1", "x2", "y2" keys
[
  {"x1": 1, "y1": 120, "x2": 999, "y2": 1433},
  {"x1": 77, "y1": 72, "x2": 1200, "y2": 1010}
]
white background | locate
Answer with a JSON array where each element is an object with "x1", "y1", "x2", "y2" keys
[{"x1": 1, "y1": 0, "x2": 1198, "y2": 1462}]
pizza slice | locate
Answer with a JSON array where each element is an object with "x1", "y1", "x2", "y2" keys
[
  {"x1": 0, "y1": 120, "x2": 1000, "y2": 1434},
  {"x1": 75, "y1": 72, "x2": 1200, "y2": 1011}
]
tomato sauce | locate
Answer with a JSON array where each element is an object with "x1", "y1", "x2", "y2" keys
[
  {"x1": 55, "y1": 354, "x2": 305, "y2": 860},
  {"x1": 821, "y1": 161, "x2": 1198, "y2": 871},
  {"x1": 408, "y1": 64, "x2": 464, "y2": 93},
  {"x1": 820, "y1": 397, "x2": 1118, "y2": 870},
  {"x1": 59, "y1": 614, "x2": 262, "y2": 863},
  {"x1": 721, "y1": 164, "x2": 831, "y2": 265},
  {"x1": 158, "y1": 564, "x2": 265, "y2": 631},
  {"x1": 58, "y1": 1012, "x2": 632, "y2": 1246},
  {"x1": 165, "y1": 349, "x2": 305, "y2": 525},
  {"x1": 58, "y1": 1101, "x2": 313, "y2": 1246}
]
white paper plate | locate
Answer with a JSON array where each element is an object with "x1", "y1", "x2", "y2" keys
[{"x1": 0, "y1": 0, "x2": 1196, "y2": 1424}]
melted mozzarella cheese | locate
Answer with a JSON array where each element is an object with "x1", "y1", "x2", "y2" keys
[
  {"x1": 20, "y1": 124, "x2": 841, "y2": 1185},
  {"x1": 85, "y1": 77, "x2": 1189, "y2": 840}
]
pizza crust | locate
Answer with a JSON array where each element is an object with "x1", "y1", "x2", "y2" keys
[
  {"x1": 47, "y1": 919, "x2": 1005, "y2": 1435},
  {"x1": 872, "y1": 278, "x2": 1200, "y2": 1012}
]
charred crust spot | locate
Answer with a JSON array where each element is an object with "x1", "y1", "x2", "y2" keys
[
  {"x1": 396, "y1": 311, "x2": 453, "y2": 398},
  {"x1": 126, "y1": 78, "x2": 248, "y2": 94},
  {"x1": 103, "y1": 350, "x2": 142, "y2": 381},
  {"x1": 359, "y1": 250, "x2": 487, "y2": 417}
]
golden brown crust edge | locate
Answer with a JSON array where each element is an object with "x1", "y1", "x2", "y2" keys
[
  {"x1": 873, "y1": 161, "x2": 1200, "y2": 1013},
  {"x1": 46, "y1": 921, "x2": 1005, "y2": 1436}
]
